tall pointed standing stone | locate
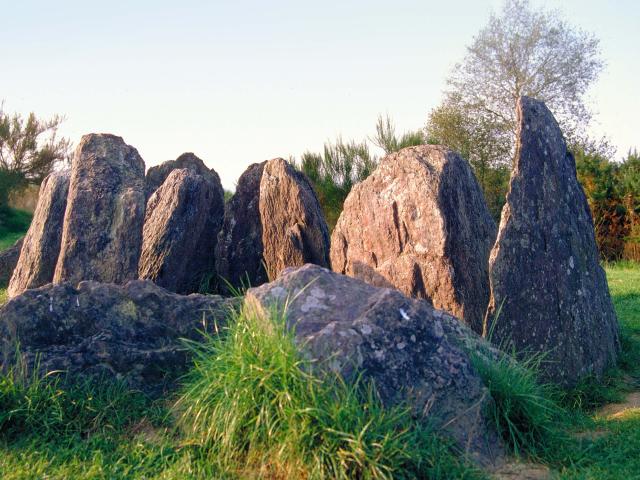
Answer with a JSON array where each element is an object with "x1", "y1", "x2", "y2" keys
[
  {"x1": 331, "y1": 145, "x2": 496, "y2": 333},
  {"x1": 8, "y1": 170, "x2": 70, "y2": 297},
  {"x1": 485, "y1": 97, "x2": 619, "y2": 386},
  {"x1": 54, "y1": 134, "x2": 146, "y2": 285}
]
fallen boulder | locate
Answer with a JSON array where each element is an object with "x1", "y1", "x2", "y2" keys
[
  {"x1": 245, "y1": 264, "x2": 504, "y2": 465},
  {"x1": 0, "y1": 280, "x2": 234, "y2": 391},
  {"x1": 8, "y1": 170, "x2": 70, "y2": 297},
  {"x1": 54, "y1": 134, "x2": 146, "y2": 285},
  {"x1": 0, "y1": 238, "x2": 23, "y2": 286},
  {"x1": 259, "y1": 158, "x2": 330, "y2": 281},
  {"x1": 485, "y1": 97, "x2": 620, "y2": 386},
  {"x1": 139, "y1": 168, "x2": 224, "y2": 293},
  {"x1": 331, "y1": 145, "x2": 496, "y2": 333}
]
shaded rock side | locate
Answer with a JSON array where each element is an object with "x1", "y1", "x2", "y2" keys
[
  {"x1": 139, "y1": 168, "x2": 224, "y2": 293},
  {"x1": 0, "y1": 280, "x2": 235, "y2": 391},
  {"x1": 0, "y1": 238, "x2": 24, "y2": 286},
  {"x1": 331, "y1": 145, "x2": 496, "y2": 333},
  {"x1": 215, "y1": 161, "x2": 268, "y2": 290},
  {"x1": 485, "y1": 96, "x2": 620, "y2": 387},
  {"x1": 8, "y1": 170, "x2": 70, "y2": 297},
  {"x1": 145, "y1": 152, "x2": 221, "y2": 199},
  {"x1": 245, "y1": 264, "x2": 505, "y2": 465},
  {"x1": 54, "y1": 134, "x2": 146, "y2": 285},
  {"x1": 259, "y1": 158, "x2": 330, "y2": 280}
]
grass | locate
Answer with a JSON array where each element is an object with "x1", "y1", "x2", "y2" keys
[{"x1": 0, "y1": 233, "x2": 638, "y2": 478}]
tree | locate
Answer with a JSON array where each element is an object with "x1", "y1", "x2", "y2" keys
[
  {"x1": 0, "y1": 105, "x2": 70, "y2": 210},
  {"x1": 371, "y1": 114, "x2": 426, "y2": 155},
  {"x1": 445, "y1": 0, "x2": 603, "y2": 154}
]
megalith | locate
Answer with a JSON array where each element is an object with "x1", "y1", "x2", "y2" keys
[
  {"x1": 139, "y1": 168, "x2": 224, "y2": 293},
  {"x1": 485, "y1": 96, "x2": 620, "y2": 386},
  {"x1": 331, "y1": 145, "x2": 496, "y2": 333},
  {"x1": 8, "y1": 170, "x2": 70, "y2": 297},
  {"x1": 54, "y1": 134, "x2": 146, "y2": 285}
]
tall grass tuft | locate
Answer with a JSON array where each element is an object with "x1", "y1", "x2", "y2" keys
[
  {"x1": 470, "y1": 351, "x2": 569, "y2": 461},
  {"x1": 174, "y1": 306, "x2": 481, "y2": 479}
]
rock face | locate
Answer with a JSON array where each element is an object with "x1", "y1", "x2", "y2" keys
[
  {"x1": 485, "y1": 97, "x2": 620, "y2": 386},
  {"x1": 54, "y1": 134, "x2": 146, "y2": 285},
  {"x1": 139, "y1": 168, "x2": 224, "y2": 293},
  {"x1": 0, "y1": 280, "x2": 234, "y2": 391},
  {"x1": 216, "y1": 159, "x2": 330, "y2": 291},
  {"x1": 8, "y1": 171, "x2": 70, "y2": 297},
  {"x1": 259, "y1": 158, "x2": 330, "y2": 281},
  {"x1": 216, "y1": 161, "x2": 267, "y2": 291},
  {"x1": 0, "y1": 238, "x2": 23, "y2": 286},
  {"x1": 331, "y1": 145, "x2": 496, "y2": 333},
  {"x1": 245, "y1": 264, "x2": 504, "y2": 465},
  {"x1": 145, "y1": 152, "x2": 221, "y2": 199}
]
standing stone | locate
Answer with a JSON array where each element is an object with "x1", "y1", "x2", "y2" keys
[
  {"x1": 145, "y1": 152, "x2": 220, "y2": 199},
  {"x1": 216, "y1": 161, "x2": 267, "y2": 291},
  {"x1": 139, "y1": 168, "x2": 224, "y2": 293},
  {"x1": 54, "y1": 134, "x2": 146, "y2": 285},
  {"x1": 245, "y1": 264, "x2": 505, "y2": 465},
  {"x1": 331, "y1": 145, "x2": 496, "y2": 333},
  {"x1": 0, "y1": 238, "x2": 24, "y2": 286},
  {"x1": 8, "y1": 170, "x2": 70, "y2": 297},
  {"x1": 259, "y1": 158, "x2": 330, "y2": 280},
  {"x1": 485, "y1": 97, "x2": 620, "y2": 386}
]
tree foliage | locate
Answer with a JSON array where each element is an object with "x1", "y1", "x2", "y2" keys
[{"x1": 0, "y1": 105, "x2": 70, "y2": 210}]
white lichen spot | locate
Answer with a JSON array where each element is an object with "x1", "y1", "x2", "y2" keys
[
  {"x1": 399, "y1": 308, "x2": 410, "y2": 320},
  {"x1": 569, "y1": 256, "x2": 574, "y2": 269},
  {"x1": 397, "y1": 342, "x2": 406, "y2": 350},
  {"x1": 360, "y1": 324, "x2": 373, "y2": 335},
  {"x1": 410, "y1": 334, "x2": 416, "y2": 342}
]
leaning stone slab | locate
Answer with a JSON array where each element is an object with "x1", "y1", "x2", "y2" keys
[
  {"x1": 259, "y1": 158, "x2": 330, "y2": 281},
  {"x1": 331, "y1": 145, "x2": 496, "y2": 333},
  {"x1": 145, "y1": 152, "x2": 221, "y2": 199},
  {"x1": 216, "y1": 159, "x2": 330, "y2": 292},
  {"x1": 8, "y1": 170, "x2": 70, "y2": 297},
  {"x1": 245, "y1": 264, "x2": 505, "y2": 465},
  {"x1": 54, "y1": 134, "x2": 146, "y2": 285},
  {"x1": 0, "y1": 280, "x2": 235, "y2": 392},
  {"x1": 485, "y1": 96, "x2": 620, "y2": 387},
  {"x1": 139, "y1": 168, "x2": 224, "y2": 293}
]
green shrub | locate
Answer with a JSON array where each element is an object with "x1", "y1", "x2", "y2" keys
[{"x1": 174, "y1": 306, "x2": 480, "y2": 479}]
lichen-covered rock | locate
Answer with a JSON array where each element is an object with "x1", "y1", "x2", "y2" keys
[
  {"x1": 139, "y1": 168, "x2": 224, "y2": 293},
  {"x1": 215, "y1": 161, "x2": 267, "y2": 291},
  {"x1": 245, "y1": 264, "x2": 505, "y2": 465},
  {"x1": 54, "y1": 134, "x2": 146, "y2": 285},
  {"x1": 259, "y1": 158, "x2": 330, "y2": 280},
  {"x1": 331, "y1": 145, "x2": 496, "y2": 333},
  {"x1": 0, "y1": 238, "x2": 23, "y2": 286},
  {"x1": 8, "y1": 171, "x2": 70, "y2": 297},
  {"x1": 145, "y1": 152, "x2": 221, "y2": 199},
  {"x1": 0, "y1": 280, "x2": 235, "y2": 391},
  {"x1": 485, "y1": 97, "x2": 620, "y2": 387}
]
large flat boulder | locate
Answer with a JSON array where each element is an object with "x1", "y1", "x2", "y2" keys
[
  {"x1": 259, "y1": 158, "x2": 330, "y2": 281},
  {"x1": 485, "y1": 97, "x2": 620, "y2": 386},
  {"x1": 216, "y1": 159, "x2": 330, "y2": 291},
  {"x1": 245, "y1": 264, "x2": 504, "y2": 465},
  {"x1": 0, "y1": 280, "x2": 234, "y2": 391},
  {"x1": 331, "y1": 145, "x2": 496, "y2": 333},
  {"x1": 139, "y1": 168, "x2": 224, "y2": 293},
  {"x1": 8, "y1": 170, "x2": 70, "y2": 297},
  {"x1": 54, "y1": 134, "x2": 146, "y2": 285}
]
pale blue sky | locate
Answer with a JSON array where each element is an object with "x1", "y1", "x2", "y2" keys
[{"x1": 2, "y1": 0, "x2": 638, "y2": 189}]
